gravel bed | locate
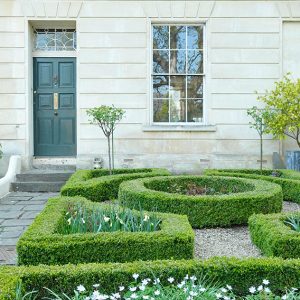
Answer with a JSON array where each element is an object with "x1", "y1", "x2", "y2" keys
[{"x1": 194, "y1": 201, "x2": 300, "y2": 259}]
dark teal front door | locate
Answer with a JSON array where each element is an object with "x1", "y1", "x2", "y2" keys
[{"x1": 34, "y1": 57, "x2": 76, "y2": 156}]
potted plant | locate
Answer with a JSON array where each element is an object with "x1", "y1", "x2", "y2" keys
[
  {"x1": 258, "y1": 75, "x2": 300, "y2": 170},
  {"x1": 87, "y1": 105, "x2": 125, "y2": 175}
]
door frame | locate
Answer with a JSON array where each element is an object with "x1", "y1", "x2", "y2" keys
[
  {"x1": 25, "y1": 19, "x2": 78, "y2": 164},
  {"x1": 33, "y1": 57, "x2": 77, "y2": 157}
]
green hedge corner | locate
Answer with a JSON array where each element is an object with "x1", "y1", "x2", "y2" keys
[
  {"x1": 204, "y1": 169, "x2": 300, "y2": 203},
  {"x1": 119, "y1": 175, "x2": 283, "y2": 228},
  {"x1": 249, "y1": 212, "x2": 300, "y2": 259},
  {"x1": 16, "y1": 196, "x2": 194, "y2": 266},
  {"x1": 60, "y1": 168, "x2": 171, "y2": 201}
]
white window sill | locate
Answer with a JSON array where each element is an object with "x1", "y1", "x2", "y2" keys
[{"x1": 142, "y1": 124, "x2": 217, "y2": 132}]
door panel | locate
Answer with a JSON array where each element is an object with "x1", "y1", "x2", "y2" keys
[{"x1": 34, "y1": 57, "x2": 76, "y2": 156}]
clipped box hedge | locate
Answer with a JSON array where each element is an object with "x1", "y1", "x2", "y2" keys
[
  {"x1": 119, "y1": 175, "x2": 283, "y2": 228},
  {"x1": 2, "y1": 257, "x2": 300, "y2": 299},
  {"x1": 249, "y1": 212, "x2": 300, "y2": 259},
  {"x1": 17, "y1": 196, "x2": 194, "y2": 266},
  {"x1": 204, "y1": 169, "x2": 300, "y2": 203},
  {"x1": 61, "y1": 168, "x2": 170, "y2": 202}
]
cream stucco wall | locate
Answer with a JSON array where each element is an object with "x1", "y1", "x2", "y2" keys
[{"x1": 0, "y1": 0, "x2": 299, "y2": 173}]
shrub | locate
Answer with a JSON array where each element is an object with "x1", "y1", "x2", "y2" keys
[
  {"x1": 60, "y1": 168, "x2": 170, "y2": 202},
  {"x1": 118, "y1": 176, "x2": 283, "y2": 228},
  {"x1": 2, "y1": 258, "x2": 300, "y2": 299},
  {"x1": 204, "y1": 169, "x2": 300, "y2": 203},
  {"x1": 16, "y1": 196, "x2": 194, "y2": 266},
  {"x1": 249, "y1": 212, "x2": 300, "y2": 259}
]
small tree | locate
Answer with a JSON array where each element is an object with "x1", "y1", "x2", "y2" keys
[
  {"x1": 87, "y1": 105, "x2": 125, "y2": 174},
  {"x1": 247, "y1": 106, "x2": 268, "y2": 172},
  {"x1": 258, "y1": 75, "x2": 300, "y2": 148},
  {"x1": 0, "y1": 144, "x2": 2, "y2": 160}
]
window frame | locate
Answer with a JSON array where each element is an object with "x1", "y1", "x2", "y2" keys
[{"x1": 150, "y1": 22, "x2": 207, "y2": 126}]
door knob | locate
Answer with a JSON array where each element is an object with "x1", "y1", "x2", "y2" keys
[{"x1": 54, "y1": 111, "x2": 58, "y2": 116}]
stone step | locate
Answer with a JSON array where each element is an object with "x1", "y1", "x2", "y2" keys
[
  {"x1": 16, "y1": 172, "x2": 73, "y2": 182},
  {"x1": 32, "y1": 157, "x2": 76, "y2": 171},
  {"x1": 10, "y1": 182, "x2": 65, "y2": 193}
]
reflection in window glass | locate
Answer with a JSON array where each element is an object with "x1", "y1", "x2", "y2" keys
[
  {"x1": 152, "y1": 24, "x2": 204, "y2": 123},
  {"x1": 170, "y1": 26, "x2": 186, "y2": 49},
  {"x1": 154, "y1": 99, "x2": 169, "y2": 122},
  {"x1": 153, "y1": 26, "x2": 169, "y2": 49}
]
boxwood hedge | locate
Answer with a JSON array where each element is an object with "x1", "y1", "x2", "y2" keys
[
  {"x1": 249, "y1": 212, "x2": 300, "y2": 259},
  {"x1": 17, "y1": 196, "x2": 194, "y2": 266},
  {"x1": 118, "y1": 175, "x2": 283, "y2": 228},
  {"x1": 204, "y1": 169, "x2": 300, "y2": 203},
  {"x1": 61, "y1": 168, "x2": 170, "y2": 202},
  {"x1": 2, "y1": 257, "x2": 300, "y2": 299}
]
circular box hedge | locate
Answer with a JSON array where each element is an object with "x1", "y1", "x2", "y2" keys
[
  {"x1": 119, "y1": 175, "x2": 283, "y2": 228},
  {"x1": 61, "y1": 168, "x2": 170, "y2": 202},
  {"x1": 204, "y1": 169, "x2": 300, "y2": 203}
]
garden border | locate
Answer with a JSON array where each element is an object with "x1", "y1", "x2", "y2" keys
[
  {"x1": 118, "y1": 175, "x2": 283, "y2": 228},
  {"x1": 17, "y1": 196, "x2": 194, "y2": 266},
  {"x1": 204, "y1": 169, "x2": 300, "y2": 203},
  {"x1": 2, "y1": 257, "x2": 300, "y2": 299},
  {"x1": 60, "y1": 168, "x2": 170, "y2": 201},
  {"x1": 249, "y1": 211, "x2": 300, "y2": 259}
]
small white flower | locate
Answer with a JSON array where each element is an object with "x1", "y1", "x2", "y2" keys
[
  {"x1": 144, "y1": 214, "x2": 150, "y2": 221},
  {"x1": 189, "y1": 291, "x2": 198, "y2": 296},
  {"x1": 216, "y1": 293, "x2": 222, "y2": 299},
  {"x1": 130, "y1": 293, "x2": 138, "y2": 299},
  {"x1": 153, "y1": 278, "x2": 160, "y2": 285},
  {"x1": 263, "y1": 279, "x2": 270, "y2": 285},
  {"x1": 142, "y1": 296, "x2": 149, "y2": 300},
  {"x1": 282, "y1": 295, "x2": 287, "y2": 300},
  {"x1": 112, "y1": 293, "x2": 121, "y2": 299},
  {"x1": 81, "y1": 218, "x2": 85, "y2": 224},
  {"x1": 139, "y1": 285, "x2": 145, "y2": 291},
  {"x1": 93, "y1": 283, "x2": 100, "y2": 288},
  {"x1": 199, "y1": 287, "x2": 206, "y2": 292},
  {"x1": 142, "y1": 279, "x2": 149, "y2": 286},
  {"x1": 226, "y1": 285, "x2": 232, "y2": 291},
  {"x1": 221, "y1": 288, "x2": 228, "y2": 293},
  {"x1": 264, "y1": 287, "x2": 271, "y2": 293},
  {"x1": 224, "y1": 296, "x2": 230, "y2": 300},
  {"x1": 167, "y1": 277, "x2": 175, "y2": 283},
  {"x1": 132, "y1": 273, "x2": 139, "y2": 280},
  {"x1": 67, "y1": 217, "x2": 72, "y2": 225},
  {"x1": 154, "y1": 290, "x2": 160, "y2": 296},
  {"x1": 77, "y1": 285, "x2": 86, "y2": 293},
  {"x1": 104, "y1": 216, "x2": 110, "y2": 222},
  {"x1": 190, "y1": 276, "x2": 197, "y2": 281},
  {"x1": 119, "y1": 286, "x2": 125, "y2": 291},
  {"x1": 249, "y1": 286, "x2": 256, "y2": 294},
  {"x1": 257, "y1": 285, "x2": 263, "y2": 291},
  {"x1": 129, "y1": 287, "x2": 137, "y2": 292}
]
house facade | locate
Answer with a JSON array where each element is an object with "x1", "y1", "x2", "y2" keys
[{"x1": 0, "y1": 0, "x2": 299, "y2": 174}]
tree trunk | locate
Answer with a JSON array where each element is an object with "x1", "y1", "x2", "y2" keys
[
  {"x1": 260, "y1": 134, "x2": 263, "y2": 174},
  {"x1": 107, "y1": 135, "x2": 112, "y2": 175},
  {"x1": 112, "y1": 130, "x2": 115, "y2": 171}
]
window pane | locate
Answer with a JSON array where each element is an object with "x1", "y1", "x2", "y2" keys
[
  {"x1": 170, "y1": 50, "x2": 186, "y2": 74},
  {"x1": 187, "y1": 26, "x2": 203, "y2": 49},
  {"x1": 187, "y1": 50, "x2": 203, "y2": 74},
  {"x1": 187, "y1": 76, "x2": 203, "y2": 98},
  {"x1": 153, "y1": 50, "x2": 169, "y2": 74},
  {"x1": 170, "y1": 98, "x2": 186, "y2": 122},
  {"x1": 170, "y1": 75, "x2": 186, "y2": 99},
  {"x1": 187, "y1": 99, "x2": 203, "y2": 122},
  {"x1": 170, "y1": 26, "x2": 186, "y2": 49},
  {"x1": 153, "y1": 26, "x2": 169, "y2": 49},
  {"x1": 154, "y1": 99, "x2": 169, "y2": 122},
  {"x1": 153, "y1": 75, "x2": 169, "y2": 98}
]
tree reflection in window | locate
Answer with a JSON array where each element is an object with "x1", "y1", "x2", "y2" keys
[{"x1": 152, "y1": 25, "x2": 204, "y2": 123}]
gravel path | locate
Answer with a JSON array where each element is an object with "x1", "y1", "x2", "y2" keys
[{"x1": 194, "y1": 201, "x2": 300, "y2": 259}]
